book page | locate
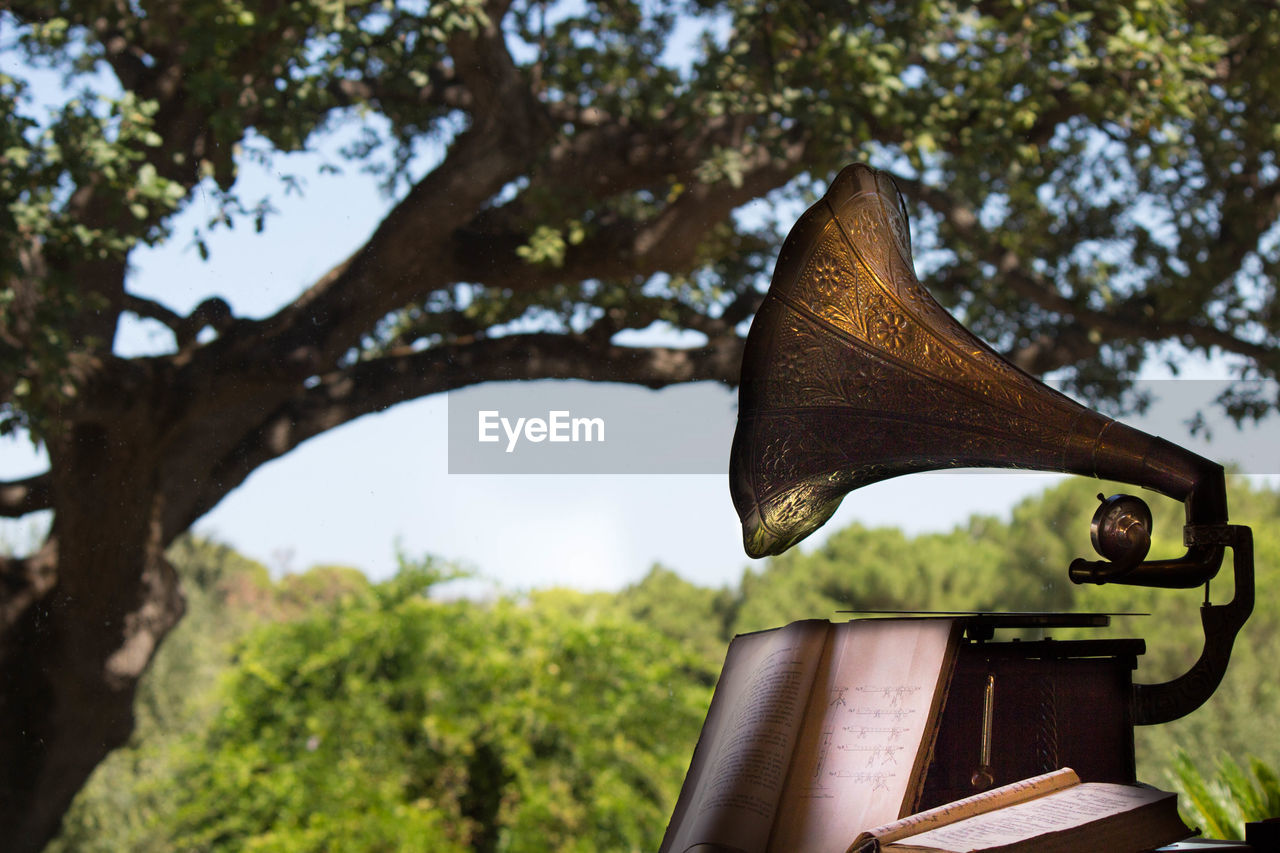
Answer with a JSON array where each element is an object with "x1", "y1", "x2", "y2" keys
[
  {"x1": 847, "y1": 768, "x2": 1080, "y2": 852},
  {"x1": 661, "y1": 620, "x2": 832, "y2": 853},
  {"x1": 888, "y1": 783, "x2": 1176, "y2": 852},
  {"x1": 768, "y1": 619, "x2": 959, "y2": 853}
]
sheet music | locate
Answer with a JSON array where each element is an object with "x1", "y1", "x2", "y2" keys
[
  {"x1": 769, "y1": 619, "x2": 957, "y2": 853},
  {"x1": 662, "y1": 621, "x2": 830, "y2": 853}
]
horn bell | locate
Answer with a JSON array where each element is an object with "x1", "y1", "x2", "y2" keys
[{"x1": 730, "y1": 164, "x2": 1226, "y2": 580}]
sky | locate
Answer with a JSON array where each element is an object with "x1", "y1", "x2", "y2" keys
[{"x1": 3, "y1": 61, "x2": 1279, "y2": 593}]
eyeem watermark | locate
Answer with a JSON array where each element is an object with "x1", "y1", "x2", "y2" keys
[
  {"x1": 448, "y1": 378, "x2": 1280, "y2": 476},
  {"x1": 478, "y1": 410, "x2": 605, "y2": 453},
  {"x1": 447, "y1": 381, "x2": 733, "y2": 474}
]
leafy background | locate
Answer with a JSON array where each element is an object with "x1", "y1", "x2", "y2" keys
[{"x1": 31, "y1": 475, "x2": 1280, "y2": 851}]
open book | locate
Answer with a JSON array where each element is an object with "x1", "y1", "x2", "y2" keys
[
  {"x1": 849, "y1": 767, "x2": 1193, "y2": 853},
  {"x1": 660, "y1": 618, "x2": 961, "y2": 853}
]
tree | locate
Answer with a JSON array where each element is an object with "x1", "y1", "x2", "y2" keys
[
  {"x1": 2, "y1": 0, "x2": 1279, "y2": 847},
  {"x1": 45, "y1": 536, "x2": 276, "y2": 853},
  {"x1": 165, "y1": 562, "x2": 715, "y2": 852}
]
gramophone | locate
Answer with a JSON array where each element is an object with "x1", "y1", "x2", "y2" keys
[{"x1": 730, "y1": 163, "x2": 1254, "y2": 809}]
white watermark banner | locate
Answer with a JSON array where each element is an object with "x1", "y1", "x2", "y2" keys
[
  {"x1": 446, "y1": 378, "x2": 1280, "y2": 476},
  {"x1": 447, "y1": 381, "x2": 736, "y2": 474}
]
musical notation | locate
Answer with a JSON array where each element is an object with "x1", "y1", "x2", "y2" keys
[
  {"x1": 856, "y1": 684, "x2": 922, "y2": 708},
  {"x1": 801, "y1": 770, "x2": 896, "y2": 797},
  {"x1": 845, "y1": 724, "x2": 910, "y2": 741},
  {"x1": 838, "y1": 743, "x2": 906, "y2": 767},
  {"x1": 798, "y1": 679, "x2": 925, "y2": 797},
  {"x1": 830, "y1": 770, "x2": 895, "y2": 792},
  {"x1": 853, "y1": 706, "x2": 916, "y2": 722}
]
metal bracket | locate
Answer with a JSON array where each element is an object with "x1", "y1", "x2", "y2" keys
[{"x1": 1131, "y1": 524, "x2": 1254, "y2": 725}]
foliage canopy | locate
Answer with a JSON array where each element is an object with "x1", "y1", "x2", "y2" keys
[{"x1": 4, "y1": 2, "x2": 1280, "y2": 434}]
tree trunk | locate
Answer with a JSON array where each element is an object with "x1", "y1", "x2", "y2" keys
[{"x1": 0, "y1": 420, "x2": 185, "y2": 852}]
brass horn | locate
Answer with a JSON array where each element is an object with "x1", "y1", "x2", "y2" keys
[
  {"x1": 730, "y1": 163, "x2": 1254, "y2": 723},
  {"x1": 731, "y1": 163, "x2": 1228, "y2": 586}
]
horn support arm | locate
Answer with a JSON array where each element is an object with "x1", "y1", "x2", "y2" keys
[{"x1": 1131, "y1": 524, "x2": 1254, "y2": 725}]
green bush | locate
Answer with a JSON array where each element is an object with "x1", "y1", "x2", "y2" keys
[{"x1": 166, "y1": 560, "x2": 714, "y2": 852}]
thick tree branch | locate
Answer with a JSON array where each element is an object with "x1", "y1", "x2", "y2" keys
[
  {"x1": 182, "y1": 332, "x2": 742, "y2": 533},
  {"x1": 325, "y1": 64, "x2": 470, "y2": 114},
  {"x1": 216, "y1": 119, "x2": 796, "y2": 389},
  {"x1": 996, "y1": 259, "x2": 1280, "y2": 369},
  {"x1": 902, "y1": 169, "x2": 1280, "y2": 375},
  {"x1": 1159, "y1": 318, "x2": 1280, "y2": 371},
  {"x1": 338, "y1": 333, "x2": 743, "y2": 416},
  {"x1": 89, "y1": 7, "x2": 162, "y2": 93},
  {"x1": 934, "y1": 253, "x2": 1280, "y2": 377},
  {"x1": 0, "y1": 473, "x2": 51, "y2": 518},
  {"x1": 586, "y1": 289, "x2": 767, "y2": 344},
  {"x1": 205, "y1": 105, "x2": 794, "y2": 393},
  {"x1": 1195, "y1": 173, "x2": 1280, "y2": 294},
  {"x1": 894, "y1": 176, "x2": 982, "y2": 234},
  {"x1": 210, "y1": 18, "x2": 552, "y2": 379},
  {"x1": 1005, "y1": 328, "x2": 1099, "y2": 376},
  {"x1": 447, "y1": 8, "x2": 529, "y2": 122},
  {"x1": 122, "y1": 294, "x2": 184, "y2": 335},
  {"x1": 461, "y1": 137, "x2": 808, "y2": 292},
  {"x1": 530, "y1": 113, "x2": 755, "y2": 204}
]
